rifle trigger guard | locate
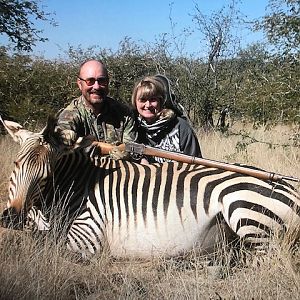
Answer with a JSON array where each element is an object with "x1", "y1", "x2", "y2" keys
[{"x1": 125, "y1": 142, "x2": 145, "y2": 160}]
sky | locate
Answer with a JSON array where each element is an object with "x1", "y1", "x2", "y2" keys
[{"x1": 1, "y1": 0, "x2": 269, "y2": 59}]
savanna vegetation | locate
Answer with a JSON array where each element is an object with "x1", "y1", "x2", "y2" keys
[
  {"x1": 0, "y1": 0, "x2": 299, "y2": 132},
  {"x1": 0, "y1": 0, "x2": 299, "y2": 299}
]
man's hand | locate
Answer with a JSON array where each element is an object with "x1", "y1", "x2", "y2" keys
[{"x1": 56, "y1": 129, "x2": 77, "y2": 146}]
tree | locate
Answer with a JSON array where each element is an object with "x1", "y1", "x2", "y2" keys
[
  {"x1": 189, "y1": 0, "x2": 244, "y2": 129},
  {"x1": 0, "y1": 0, "x2": 56, "y2": 52},
  {"x1": 254, "y1": 0, "x2": 300, "y2": 54}
]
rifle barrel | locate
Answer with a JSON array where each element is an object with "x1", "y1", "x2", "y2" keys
[
  {"x1": 143, "y1": 145, "x2": 288, "y2": 181},
  {"x1": 93, "y1": 141, "x2": 299, "y2": 183}
]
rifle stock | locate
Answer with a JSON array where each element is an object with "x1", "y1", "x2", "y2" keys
[{"x1": 93, "y1": 141, "x2": 299, "y2": 183}]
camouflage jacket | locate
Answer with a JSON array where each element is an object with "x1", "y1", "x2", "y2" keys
[{"x1": 56, "y1": 95, "x2": 138, "y2": 145}]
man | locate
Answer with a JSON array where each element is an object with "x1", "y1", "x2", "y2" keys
[{"x1": 56, "y1": 59, "x2": 137, "y2": 158}]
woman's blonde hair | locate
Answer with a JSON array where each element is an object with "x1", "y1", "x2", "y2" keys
[{"x1": 131, "y1": 76, "x2": 166, "y2": 109}]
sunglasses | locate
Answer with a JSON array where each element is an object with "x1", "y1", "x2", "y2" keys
[{"x1": 78, "y1": 76, "x2": 109, "y2": 86}]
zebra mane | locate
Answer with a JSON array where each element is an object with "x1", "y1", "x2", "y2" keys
[
  {"x1": 40, "y1": 116, "x2": 97, "y2": 157},
  {"x1": 42, "y1": 115, "x2": 58, "y2": 144}
]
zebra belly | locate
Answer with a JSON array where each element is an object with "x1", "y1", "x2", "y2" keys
[
  {"x1": 106, "y1": 225, "x2": 224, "y2": 258},
  {"x1": 67, "y1": 201, "x2": 222, "y2": 257},
  {"x1": 105, "y1": 210, "x2": 221, "y2": 258}
]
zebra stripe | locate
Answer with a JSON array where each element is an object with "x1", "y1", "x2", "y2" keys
[{"x1": 1, "y1": 118, "x2": 300, "y2": 258}]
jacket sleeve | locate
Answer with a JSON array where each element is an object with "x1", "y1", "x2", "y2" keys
[
  {"x1": 55, "y1": 103, "x2": 81, "y2": 145},
  {"x1": 122, "y1": 113, "x2": 138, "y2": 143},
  {"x1": 178, "y1": 118, "x2": 202, "y2": 158}
]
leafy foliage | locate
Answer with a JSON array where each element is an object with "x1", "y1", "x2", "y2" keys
[
  {"x1": 0, "y1": 47, "x2": 78, "y2": 127},
  {"x1": 0, "y1": 41, "x2": 299, "y2": 130},
  {"x1": 235, "y1": 45, "x2": 300, "y2": 125},
  {"x1": 0, "y1": 0, "x2": 56, "y2": 51},
  {"x1": 254, "y1": 0, "x2": 300, "y2": 54}
]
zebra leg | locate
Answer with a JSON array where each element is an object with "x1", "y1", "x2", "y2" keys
[
  {"x1": 26, "y1": 207, "x2": 50, "y2": 231},
  {"x1": 220, "y1": 199, "x2": 288, "y2": 254}
]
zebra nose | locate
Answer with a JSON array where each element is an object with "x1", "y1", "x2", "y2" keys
[
  {"x1": 7, "y1": 197, "x2": 24, "y2": 214},
  {"x1": 0, "y1": 207, "x2": 23, "y2": 229}
]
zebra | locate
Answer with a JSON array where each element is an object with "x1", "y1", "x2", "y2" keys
[{"x1": 1, "y1": 116, "x2": 300, "y2": 258}]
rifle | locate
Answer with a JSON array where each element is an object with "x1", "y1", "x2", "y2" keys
[{"x1": 93, "y1": 141, "x2": 300, "y2": 183}]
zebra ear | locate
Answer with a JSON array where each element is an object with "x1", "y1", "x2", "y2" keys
[
  {"x1": 41, "y1": 115, "x2": 57, "y2": 143},
  {"x1": 0, "y1": 116, "x2": 34, "y2": 144}
]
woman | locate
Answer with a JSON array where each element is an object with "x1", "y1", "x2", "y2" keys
[{"x1": 131, "y1": 74, "x2": 202, "y2": 163}]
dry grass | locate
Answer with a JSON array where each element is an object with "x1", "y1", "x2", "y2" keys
[
  {"x1": 0, "y1": 124, "x2": 299, "y2": 300},
  {"x1": 200, "y1": 123, "x2": 300, "y2": 186}
]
